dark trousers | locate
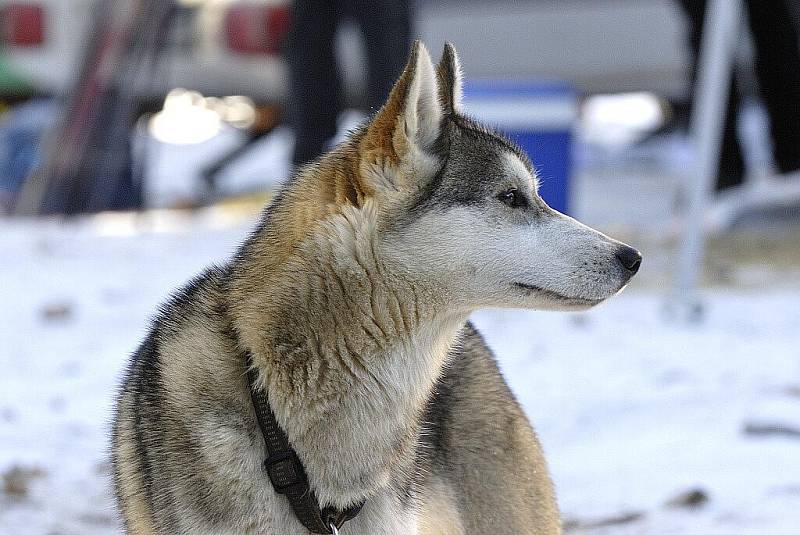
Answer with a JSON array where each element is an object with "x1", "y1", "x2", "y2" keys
[
  {"x1": 679, "y1": 0, "x2": 800, "y2": 189},
  {"x1": 287, "y1": 0, "x2": 412, "y2": 165}
]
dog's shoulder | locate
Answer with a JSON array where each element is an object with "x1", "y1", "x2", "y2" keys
[
  {"x1": 418, "y1": 322, "x2": 559, "y2": 533},
  {"x1": 422, "y1": 322, "x2": 520, "y2": 459}
]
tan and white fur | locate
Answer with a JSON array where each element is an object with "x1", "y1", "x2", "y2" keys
[{"x1": 112, "y1": 42, "x2": 641, "y2": 534}]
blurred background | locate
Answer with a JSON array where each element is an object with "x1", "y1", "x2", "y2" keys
[{"x1": 1, "y1": 0, "x2": 799, "y2": 533}]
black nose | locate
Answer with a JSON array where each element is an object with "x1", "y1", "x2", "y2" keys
[{"x1": 615, "y1": 246, "x2": 642, "y2": 275}]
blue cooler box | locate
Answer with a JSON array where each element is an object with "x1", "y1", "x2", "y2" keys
[{"x1": 463, "y1": 80, "x2": 577, "y2": 214}]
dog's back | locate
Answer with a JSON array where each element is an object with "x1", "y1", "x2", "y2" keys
[{"x1": 112, "y1": 268, "x2": 255, "y2": 534}]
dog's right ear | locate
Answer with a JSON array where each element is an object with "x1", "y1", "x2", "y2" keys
[
  {"x1": 358, "y1": 41, "x2": 443, "y2": 195},
  {"x1": 437, "y1": 42, "x2": 463, "y2": 114}
]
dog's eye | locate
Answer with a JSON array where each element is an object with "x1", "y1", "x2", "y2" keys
[{"x1": 497, "y1": 188, "x2": 527, "y2": 208}]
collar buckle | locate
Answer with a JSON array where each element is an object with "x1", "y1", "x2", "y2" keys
[{"x1": 264, "y1": 450, "x2": 307, "y2": 494}]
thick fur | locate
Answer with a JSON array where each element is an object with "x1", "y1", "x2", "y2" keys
[{"x1": 113, "y1": 42, "x2": 639, "y2": 534}]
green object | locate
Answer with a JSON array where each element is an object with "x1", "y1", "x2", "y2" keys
[{"x1": 0, "y1": 52, "x2": 34, "y2": 95}]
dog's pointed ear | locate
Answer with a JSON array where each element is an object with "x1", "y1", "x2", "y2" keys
[
  {"x1": 437, "y1": 42, "x2": 463, "y2": 114},
  {"x1": 359, "y1": 41, "x2": 443, "y2": 193}
]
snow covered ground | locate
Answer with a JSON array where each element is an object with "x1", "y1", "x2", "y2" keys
[{"x1": 1, "y1": 213, "x2": 799, "y2": 534}]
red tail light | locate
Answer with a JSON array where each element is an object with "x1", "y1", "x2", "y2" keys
[
  {"x1": 224, "y1": 4, "x2": 290, "y2": 55},
  {"x1": 0, "y1": 4, "x2": 45, "y2": 47}
]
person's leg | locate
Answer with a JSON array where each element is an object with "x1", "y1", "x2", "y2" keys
[
  {"x1": 746, "y1": 0, "x2": 800, "y2": 174},
  {"x1": 678, "y1": 0, "x2": 745, "y2": 189},
  {"x1": 348, "y1": 0, "x2": 412, "y2": 114},
  {"x1": 717, "y1": 79, "x2": 746, "y2": 189},
  {"x1": 286, "y1": 0, "x2": 342, "y2": 165}
]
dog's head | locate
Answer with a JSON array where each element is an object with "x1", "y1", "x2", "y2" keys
[{"x1": 296, "y1": 42, "x2": 641, "y2": 313}]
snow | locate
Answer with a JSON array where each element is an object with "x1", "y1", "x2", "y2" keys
[
  {"x1": 1, "y1": 213, "x2": 799, "y2": 534},
  {"x1": 472, "y1": 296, "x2": 800, "y2": 533}
]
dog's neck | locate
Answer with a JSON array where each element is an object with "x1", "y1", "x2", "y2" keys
[{"x1": 229, "y1": 201, "x2": 468, "y2": 511}]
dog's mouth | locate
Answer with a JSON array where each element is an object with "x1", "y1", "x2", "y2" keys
[{"x1": 512, "y1": 282, "x2": 603, "y2": 307}]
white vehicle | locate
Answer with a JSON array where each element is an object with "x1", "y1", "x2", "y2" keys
[{"x1": 0, "y1": 0, "x2": 691, "y2": 104}]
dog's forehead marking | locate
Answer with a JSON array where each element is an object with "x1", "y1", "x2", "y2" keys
[{"x1": 501, "y1": 151, "x2": 539, "y2": 191}]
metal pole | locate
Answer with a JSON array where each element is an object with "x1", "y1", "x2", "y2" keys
[{"x1": 670, "y1": 0, "x2": 743, "y2": 322}]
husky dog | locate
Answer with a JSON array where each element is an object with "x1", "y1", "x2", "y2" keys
[{"x1": 112, "y1": 42, "x2": 641, "y2": 534}]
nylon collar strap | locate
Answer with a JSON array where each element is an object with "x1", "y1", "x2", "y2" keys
[{"x1": 245, "y1": 352, "x2": 364, "y2": 533}]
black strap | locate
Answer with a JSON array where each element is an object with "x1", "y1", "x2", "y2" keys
[{"x1": 245, "y1": 352, "x2": 364, "y2": 533}]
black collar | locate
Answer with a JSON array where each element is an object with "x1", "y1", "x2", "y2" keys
[{"x1": 245, "y1": 351, "x2": 364, "y2": 533}]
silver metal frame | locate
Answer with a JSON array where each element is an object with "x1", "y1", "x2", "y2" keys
[{"x1": 670, "y1": 0, "x2": 743, "y2": 322}]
